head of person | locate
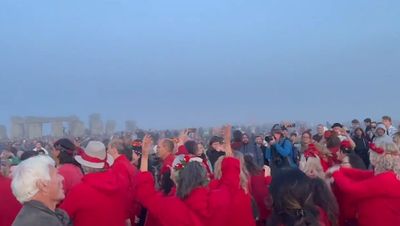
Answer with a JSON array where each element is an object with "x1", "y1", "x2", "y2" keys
[
  {"x1": 269, "y1": 168, "x2": 319, "y2": 226},
  {"x1": 282, "y1": 127, "x2": 289, "y2": 138},
  {"x1": 53, "y1": 138, "x2": 80, "y2": 167},
  {"x1": 11, "y1": 155, "x2": 65, "y2": 207},
  {"x1": 108, "y1": 138, "x2": 132, "y2": 161},
  {"x1": 241, "y1": 133, "x2": 250, "y2": 145},
  {"x1": 243, "y1": 155, "x2": 262, "y2": 176},
  {"x1": 375, "y1": 123, "x2": 387, "y2": 137},
  {"x1": 371, "y1": 121, "x2": 377, "y2": 129},
  {"x1": 157, "y1": 139, "x2": 175, "y2": 160},
  {"x1": 351, "y1": 119, "x2": 360, "y2": 128},
  {"x1": 393, "y1": 132, "x2": 400, "y2": 146},
  {"x1": 364, "y1": 118, "x2": 372, "y2": 127},
  {"x1": 232, "y1": 130, "x2": 243, "y2": 143},
  {"x1": 197, "y1": 142, "x2": 205, "y2": 157},
  {"x1": 184, "y1": 140, "x2": 200, "y2": 156},
  {"x1": 301, "y1": 131, "x2": 312, "y2": 146},
  {"x1": 214, "y1": 151, "x2": 249, "y2": 193},
  {"x1": 35, "y1": 142, "x2": 43, "y2": 150},
  {"x1": 171, "y1": 156, "x2": 208, "y2": 199},
  {"x1": 271, "y1": 124, "x2": 283, "y2": 141},
  {"x1": 289, "y1": 133, "x2": 298, "y2": 144},
  {"x1": 382, "y1": 115, "x2": 393, "y2": 128},
  {"x1": 255, "y1": 135, "x2": 264, "y2": 146},
  {"x1": 369, "y1": 142, "x2": 400, "y2": 178},
  {"x1": 74, "y1": 141, "x2": 114, "y2": 174},
  {"x1": 326, "y1": 132, "x2": 341, "y2": 149},
  {"x1": 354, "y1": 127, "x2": 365, "y2": 138},
  {"x1": 316, "y1": 124, "x2": 325, "y2": 135},
  {"x1": 300, "y1": 157, "x2": 324, "y2": 179},
  {"x1": 331, "y1": 123, "x2": 343, "y2": 134},
  {"x1": 209, "y1": 136, "x2": 223, "y2": 151}
]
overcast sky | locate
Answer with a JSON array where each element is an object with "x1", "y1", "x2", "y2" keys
[{"x1": 0, "y1": 0, "x2": 399, "y2": 130}]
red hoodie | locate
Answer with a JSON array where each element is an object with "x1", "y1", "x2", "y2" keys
[
  {"x1": 0, "y1": 175, "x2": 22, "y2": 226},
  {"x1": 136, "y1": 157, "x2": 250, "y2": 226},
  {"x1": 61, "y1": 156, "x2": 133, "y2": 226},
  {"x1": 58, "y1": 163, "x2": 83, "y2": 196},
  {"x1": 333, "y1": 168, "x2": 400, "y2": 226}
]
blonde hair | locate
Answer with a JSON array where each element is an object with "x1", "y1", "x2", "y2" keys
[
  {"x1": 370, "y1": 142, "x2": 400, "y2": 180},
  {"x1": 300, "y1": 157, "x2": 325, "y2": 179},
  {"x1": 213, "y1": 151, "x2": 249, "y2": 193}
]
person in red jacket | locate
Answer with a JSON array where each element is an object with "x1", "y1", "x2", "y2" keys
[
  {"x1": 332, "y1": 142, "x2": 400, "y2": 226},
  {"x1": 137, "y1": 126, "x2": 255, "y2": 226},
  {"x1": 0, "y1": 173, "x2": 22, "y2": 226},
  {"x1": 243, "y1": 155, "x2": 272, "y2": 226},
  {"x1": 52, "y1": 138, "x2": 83, "y2": 196},
  {"x1": 60, "y1": 141, "x2": 132, "y2": 226}
]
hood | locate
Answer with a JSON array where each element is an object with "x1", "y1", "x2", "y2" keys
[
  {"x1": 184, "y1": 187, "x2": 210, "y2": 219},
  {"x1": 82, "y1": 170, "x2": 120, "y2": 194},
  {"x1": 376, "y1": 124, "x2": 387, "y2": 132}
]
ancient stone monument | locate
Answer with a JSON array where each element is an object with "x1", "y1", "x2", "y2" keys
[
  {"x1": 10, "y1": 116, "x2": 85, "y2": 139},
  {"x1": 89, "y1": 114, "x2": 104, "y2": 136}
]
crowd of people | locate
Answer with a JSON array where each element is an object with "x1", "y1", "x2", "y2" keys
[{"x1": 1, "y1": 115, "x2": 400, "y2": 226}]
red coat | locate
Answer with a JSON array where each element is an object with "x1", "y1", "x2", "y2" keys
[
  {"x1": 61, "y1": 156, "x2": 134, "y2": 226},
  {"x1": 249, "y1": 173, "x2": 272, "y2": 224},
  {"x1": 58, "y1": 163, "x2": 83, "y2": 196},
  {"x1": 0, "y1": 175, "x2": 21, "y2": 226},
  {"x1": 333, "y1": 168, "x2": 400, "y2": 226},
  {"x1": 136, "y1": 157, "x2": 253, "y2": 226}
]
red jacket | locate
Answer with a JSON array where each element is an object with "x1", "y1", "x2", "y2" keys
[
  {"x1": 136, "y1": 157, "x2": 253, "y2": 226},
  {"x1": 333, "y1": 168, "x2": 400, "y2": 226},
  {"x1": 58, "y1": 163, "x2": 83, "y2": 196},
  {"x1": 249, "y1": 173, "x2": 272, "y2": 223},
  {"x1": 0, "y1": 175, "x2": 21, "y2": 226},
  {"x1": 61, "y1": 156, "x2": 133, "y2": 226}
]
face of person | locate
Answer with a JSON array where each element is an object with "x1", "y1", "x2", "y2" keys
[
  {"x1": 242, "y1": 135, "x2": 249, "y2": 144},
  {"x1": 197, "y1": 144, "x2": 205, "y2": 156},
  {"x1": 376, "y1": 128, "x2": 385, "y2": 137},
  {"x1": 47, "y1": 166, "x2": 65, "y2": 202},
  {"x1": 355, "y1": 129, "x2": 363, "y2": 137},
  {"x1": 364, "y1": 121, "x2": 371, "y2": 127},
  {"x1": 306, "y1": 168, "x2": 318, "y2": 178},
  {"x1": 273, "y1": 133, "x2": 281, "y2": 140},
  {"x1": 255, "y1": 137, "x2": 263, "y2": 145},
  {"x1": 302, "y1": 133, "x2": 311, "y2": 144},
  {"x1": 211, "y1": 142, "x2": 221, "y2": 151},
  {"x1": 317, "y1": 126, "x2": 324, "y2": 134},
  {"x1": 333, "y1": 127, "x2": 341, "y2": 134},
  {"x1": 157, "y1": 140, "x2": 169, "y2": 160},
  {"x1": 51, "y1": 148, "x2": 60, "y2": 158},
  {"x1": 36, "y1": 143, "x2": 42, "y2": 149},
  {"x1": 383, "y1": 119, "x2": 391, "y2": 128},
  {"x1": 290, "y1": 135, "x2": 297, "y2": 143}
]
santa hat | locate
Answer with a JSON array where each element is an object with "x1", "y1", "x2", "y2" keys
[{"x1": 75, "y1": 141, "x2": 114, "y2": 169}]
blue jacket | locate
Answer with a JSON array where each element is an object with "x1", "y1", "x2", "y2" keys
[{"x1": 265, "y1": 138, "x2": 297, "y2": 168}]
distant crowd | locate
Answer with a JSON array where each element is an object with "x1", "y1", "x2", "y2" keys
[{"x1": 1, "y1": 115, "x2": 400, "y2": 226}]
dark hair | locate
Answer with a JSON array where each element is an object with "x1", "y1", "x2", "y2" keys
[
  {"x1": 53, "y1": 138, "x2": 81, "y2": 168},
  {"x1": 382, "y1": 115, "x2": 392, "y2": 122},
  {"x1": 347, "y1": 153, "x2": 367, "y2": 170},
  {"x1": 353, "y1": 127, "x2": 365, "y2": 137},
  {"x1": 302, "y1": 131, "x2": 312, "y2": 138},
  {"x1": 209, "y1": 136, "x2": 223, "y2": 146},
  {"x1": 184, "y1": 140, "x2": 198, "y2": 155},
  {"x1": 244, "y1": 155, "x2": 262, "y2": 176},
  {"x1": 268, "y1": 169, "x2": 320, "y2": 226},
  {"x1": 20, "y1": 151, "x2": 39, "y2": 161},
  {"x1": 351, "y1": 119, "x2": 360, "y2": 124},
  {"x1": 364, "y1": 118, "x2": 372, "y2": 123},
  {"x1": 310, "y1": 178, "x2": 338, "y2": 226},
  {"x1": 176, "y1": 161, "x2": 208, "y2": 199},
  {"x1": 233, "y1": 130, "x2": 243, "y2": 142}
]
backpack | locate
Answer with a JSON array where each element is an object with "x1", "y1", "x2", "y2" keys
[{"x1": 271, "y1": 138, "x2": 299, "y2": 168}]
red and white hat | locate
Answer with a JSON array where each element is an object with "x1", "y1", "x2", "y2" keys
[{"x1": 74, "y1": 141, "x2": 114, "y2": 169}]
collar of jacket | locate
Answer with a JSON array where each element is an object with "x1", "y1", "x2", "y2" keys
[{"x1": 25, "y1": 200, "x2": 69, "y2": 225}]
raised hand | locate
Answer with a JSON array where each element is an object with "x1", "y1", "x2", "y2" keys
[
  {"x1": 141, "y1": 134, "x2": 153, "y2": 157},
  {"x1": 223, "y1": 124, "x2": 233, "y2": 156}
]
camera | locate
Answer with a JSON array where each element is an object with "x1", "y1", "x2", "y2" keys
[{"x1": 265, "y1": 135, "x2": 274, "y2": 143}]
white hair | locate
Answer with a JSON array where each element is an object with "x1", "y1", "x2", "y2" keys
[{"x1": 11, "y1": 155, "x2": 55, "y2": 203}]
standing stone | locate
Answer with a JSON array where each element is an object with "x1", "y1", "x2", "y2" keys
[
  {"x1": 70, "y1": 120, "x2": 85, "y2": 137},
  {"x1": 27, "y1": 123, "x2": 42, "y2": 139},
  {"x1": 105, "y1": 120, "x2": 116, "y2": 136},
  {"x1": 51, "y1": 121, "x2": 64, "y2": 138},
  {"x1": 0, "y1": 125, "x2": 7, "y2": 140},
  {"x1": 125, "y1": 120, "x2": 136, "y2": 132},
  {"x1": 89, "y1": 114, "x2": 104, "y2": 136},
  {"x1": 11, "y1": 117, "x2": 25, "y2": 139}
]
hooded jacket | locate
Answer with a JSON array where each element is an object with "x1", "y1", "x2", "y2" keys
[
  {"x1": 333, "y1": 168, "x2": 400, "y2": 226},
  {"x1": 0, "y1": 175, "x2": 22, "y2": 226},
  {"x1": 60, "y1": 156, "x2": 134, "y2": 226},
  {"x1": 373, "y1": 125, "x2": 393, "y2": 144}
]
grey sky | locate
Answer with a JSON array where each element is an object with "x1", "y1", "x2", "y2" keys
[{"x1": 0, "y1": 0, "x2": 399, "y2": 130}]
